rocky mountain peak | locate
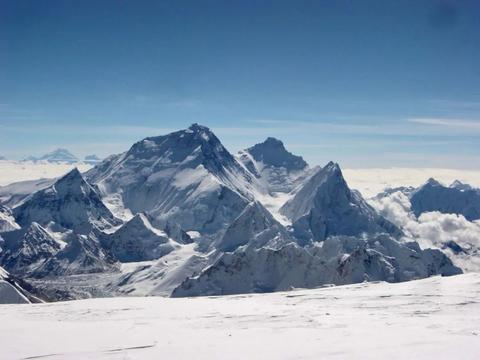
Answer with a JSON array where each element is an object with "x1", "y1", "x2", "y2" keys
[{"x1": 245, "y1": 137, "x2": 307, "y2": 171}]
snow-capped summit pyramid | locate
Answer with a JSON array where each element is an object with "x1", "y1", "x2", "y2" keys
[
  {"x1": 87, "y1": 124, "x2": 258, "y2": 234},
  {"x1": 36, "y1": 148, "x2": 78, "y2": 163},
  {"x1": 13, "y1": 168, "x2": 121, "y2": 234},
  {"x1": 280, "y1": 162, "x2": 400, "y2": 242},
  {"x1": 410, "y1": 178, "x2": 480, "y2": 221},
  {"x1": 237, "y1": 137, "x2": 311, "y2": 193},
  {"x1": 449, "y1": 180, "x2": 473, "y2": 192},
  {"x1": 242, "y1": 137, "x2": 307, "y2": 172}
]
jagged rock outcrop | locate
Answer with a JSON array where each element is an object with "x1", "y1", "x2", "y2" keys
[{"x1": 0, "y1": 223, "x2": 62, "y2": 276}]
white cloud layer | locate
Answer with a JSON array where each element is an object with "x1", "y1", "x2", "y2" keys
[
  {"x1": 408, "y1": 117, "x2": 480, "y2": 130},
  {"x1": 343, "y1": 168, "x2": 480, "y2": 197},
  {"x1": 370, "y1": 191, "x2": 480, "y2": 272}
]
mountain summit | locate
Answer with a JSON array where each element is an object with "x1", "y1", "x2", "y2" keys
[
  {"x1": 87, "y1": 124, "x2": 257, "y2": 234},
  {"x1": 14, "y1": 168, "x2": 121, "y2": 234},
  {"x1": 281, "y1": 162, "x2": 400, "y2": 242},
  {"x1": 244, "y1": 137, "x2": 307, "y2": 171},
  {"x1": 410, "y1": 178, "x2": 480, "y2": 221},
  {"x1": 237, "y1": 137, "x2": 310, "y2": 194},
  {"x1": 31, "y1": 148, "x2": 79, "y2": 163}
]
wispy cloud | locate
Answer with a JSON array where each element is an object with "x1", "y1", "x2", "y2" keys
[{"x1": 408, "y1": 118, "x2": 480, "y2": 130}]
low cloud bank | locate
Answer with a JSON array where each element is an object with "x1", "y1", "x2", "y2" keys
[{"x1": 370, "y1": 191, "x2": 480, "y2": 272}]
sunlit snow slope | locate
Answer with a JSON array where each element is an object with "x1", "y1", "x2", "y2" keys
[{"x1": 1, "y1": 273, "x2": 479, "y2": 359}]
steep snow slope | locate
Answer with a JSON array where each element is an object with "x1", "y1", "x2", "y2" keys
[
  {"x1": 0, "y1": 205, "x2": 20, "y2": 232},
  {"x1": 173, "y1": 234, "x2": 460, "y2": 297},
  {"x1": 410, "y1": 178, "x2": 480, "y2": 221},
  {"x1": 1, "y1": 274, "x2": 479, "y2": 359},
  {"x1": 110, "y1": 243, "x2": 208, "y2": 296},
  {"x1": 87, "y1": 124, "x2": 257, "y2": 234},
  {"x1": 0, "y1": 266, "x2": 30, "y2": 304},
  {"x1": 0, "y1": 178, "x2": 56, "y2": 207},
  {"x1": 280, "y1": 162, "x2": 400, "y2": 242},
  {"x1": 14, "y1": 168, "x2": 121, "y2": 234}
]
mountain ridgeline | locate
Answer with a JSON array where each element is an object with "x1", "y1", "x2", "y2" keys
[{"x1": 0, "y1": 124, "x2": 463, "y2": 300}]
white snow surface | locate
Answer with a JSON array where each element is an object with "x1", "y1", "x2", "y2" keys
[{"x1": 1, "y1": 273, "x2": 479, "y2": 359}]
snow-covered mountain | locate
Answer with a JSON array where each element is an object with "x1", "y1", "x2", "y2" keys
[
  {"x1": 27, "y1": 148, "x2": 79, "y2": 164},
  {"x1": 36, "y1": 231, "x2": 118, "y2": 277},
  {"x1": 370, "y1": 179, "x2": 480, "y2": 272},
  {"x1": 13, "y1": 168, "x2": 121, "y2": 234},
  {"x1": 237, "y1": 137, "x2": 312, "y2": 194},
  {"x1": 86, "y1": 124, "x2": 258, "y2": 235},
  {"x1": 280, "y1": 162, "x2": 401, "y2": 243},
  {"x1": 0, "y1": 124, "x2": 471, "y2": 300},
  {"x1": 101, "y1": 213, "x2": 179, "y2": 262},
  {"x1": 0, "y1": 222, "x2": 62, "y2": 276},
  {"x1": 410, "y1": 178, "x2": 480, "y2": 221}
]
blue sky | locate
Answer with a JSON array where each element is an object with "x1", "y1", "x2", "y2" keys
[{"x1": 1, "y1": 0, "x2": 479, "y2": 168}]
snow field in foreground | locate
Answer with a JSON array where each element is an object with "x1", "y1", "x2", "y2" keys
[{"x1": 1, "y1": 273, "x2": 479, "y2": 360}]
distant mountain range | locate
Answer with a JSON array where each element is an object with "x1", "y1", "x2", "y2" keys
[
  {"x1": 19, "y1": 149, "x2": 102, "y2": 164},
  {"x1": 0, "y1": 124, "x2": 473, "y2": 301}
]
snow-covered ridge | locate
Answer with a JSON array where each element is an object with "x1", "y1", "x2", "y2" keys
[
  {"x1": 0, "y1": 266, "x2": 31, "y2": 304},
  {"x1": 410, "y1": 178, "x2": 480, "y2": 221},
  {"x1": 280, "y1": 162, "x2": 401, "y2": 242}
]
